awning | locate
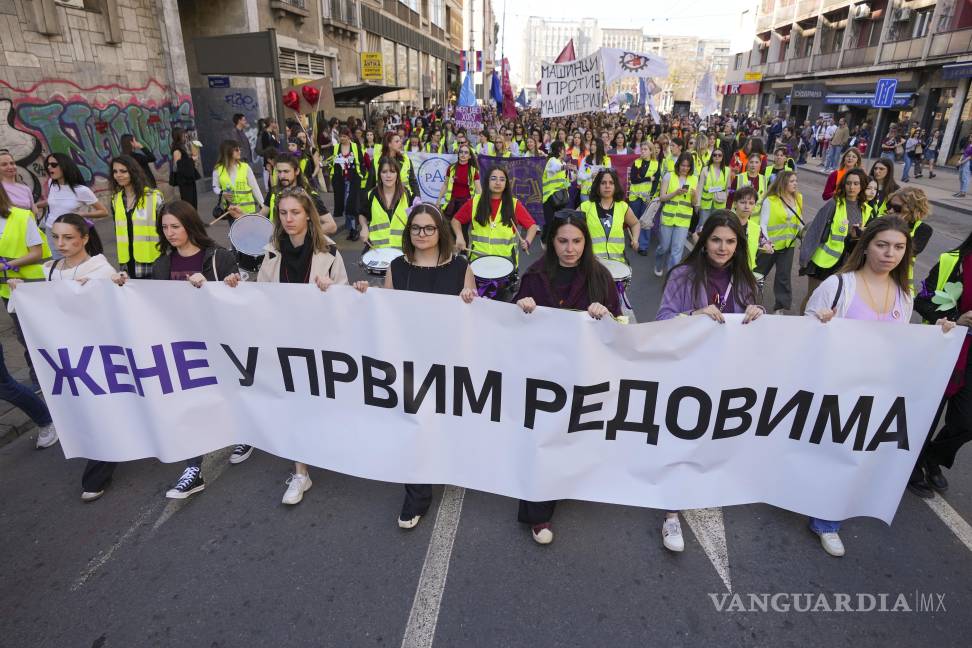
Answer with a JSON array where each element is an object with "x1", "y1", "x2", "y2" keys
[
  {"x1": 721, "y1": 82, "x2": 761, "y2": 95},
  {"x1": 943, "y1": 62, "x2": 972, "y2": 80},
  {"x1": 824, "y1": 92, "x2": 914, "y2": 108},
  {"x1": 332, "y1": 83, "x2": 404, "y2": 104}
]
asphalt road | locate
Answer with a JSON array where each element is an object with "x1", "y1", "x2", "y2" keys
[{"x1": 2, "y1": 170, "x2": 972, "y2": 648}]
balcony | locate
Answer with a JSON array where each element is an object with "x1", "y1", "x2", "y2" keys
[
  {"x1": 841, "y1": 45, "x2": 877, "y2": 68},
  {"x1": 879, "y1": 36, "x2": 926, "y2": 63},
  {"x1": 323, "y1": 0, "x2": 360, "y2": 34},
  {"x1": 794, "y1": 0, "x2": 818, "y2": 21},
  {"x1": 786, "y1": 56, "x2": 810, "y2": 74},
  {"x1": 813, "y1": 51, "x2": 841, "y2": 72},
  {"x1": 766, "y1": 60, "x2": 787, "y2": 76},
  {"x1": 272, "y1": 0, "x2": 310, "y2": 24},
  {"x1": 928, "y1": 28, "x2": 972, "y2": 57}
]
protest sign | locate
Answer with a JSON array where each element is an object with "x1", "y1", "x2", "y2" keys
[{"x1": 539, "y1": 53, "x2": 603, "y2": 118}]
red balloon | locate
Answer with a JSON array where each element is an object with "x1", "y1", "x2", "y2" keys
[
  {"x1": 301, "y1": 85, "x2": 320, "y2": 105},
  {"x1": 282, "y1": 90, "x2": 301, "y2": 111}
]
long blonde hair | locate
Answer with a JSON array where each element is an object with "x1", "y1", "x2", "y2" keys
[{"x1": 272, "y1": 188, "x2": 330, "y2": 254}]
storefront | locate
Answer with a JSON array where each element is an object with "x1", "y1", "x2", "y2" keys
[
  {"x1": 788, "y1": 83, "x2": 826, "y2": 125},
  {"x1": 720, "y1": 81, "x2": 760, "y2": 114},
  {"x1": 935, "y1": 63, "x2": 972, "y2": 165}
]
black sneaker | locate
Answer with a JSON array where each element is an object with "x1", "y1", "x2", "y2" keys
[
  {"x1": 925, "y1": 462, "x2": 948, "y2": 492},
  {"x1": 229, "y1": 444, "x2": 254, "y2": 465},
  {"x1": 165, "y1": 466, "x2": 205, "y2": 499}
]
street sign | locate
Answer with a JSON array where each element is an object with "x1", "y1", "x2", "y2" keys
[
  {"x1": 874, "y1": 78, "x2": 898, "y2": 108},
  {"x1": 207, "y1": 76, "x2": 230, "y2": 88}
]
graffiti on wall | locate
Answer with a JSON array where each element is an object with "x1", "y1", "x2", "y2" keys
[{"x1": 0, "y1": 79, "x2": 194, "y2": 195}]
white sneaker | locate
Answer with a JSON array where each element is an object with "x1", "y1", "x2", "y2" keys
[
  {"x1": 653, "y1": 267, "x2": 664, "y2": 277},
  {"x1": 282, "y1": 473, "x2": 312, "y2": 505},
  {"x1": 35, "y1": 423, "x2": 58, "y2": 449},
  {"x1": 531, "y1": 523, "x2": 554, "y2": 545},
  {"x1": 399, "y1": 515, "x2": 421, "y2": 529},
  {"x1": 818, "y1": 531, "x2": 845, "y2": 557},
  {"x1": 81, "y1": 490, "x2": 104, "y2": 502},
  {"x1": 662, "y1": 517, "x2": 685, "y2": 552}
]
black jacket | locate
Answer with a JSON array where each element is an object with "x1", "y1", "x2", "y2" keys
[{"x1": 151, "y1": 246, "x2": 239, "y2": 281}]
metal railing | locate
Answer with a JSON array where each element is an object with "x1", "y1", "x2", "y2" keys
[
  {"x1": 786, "y1": 56, "x2": 810, "y2": 74},
  {"x1": 812, "y1": 50, "x2": 840, "y2": 71},
  {"x1": 928, "y1": 27, "x2": 972, "y2": 57},
  {"x1": 840, "y1": 45, "x2": 876, "y2": 68},
  {"x1": 323, "y1": 0, "x2": 359, "y2": 25},
  {"x1": 879, "y1": 36, "x2": 925, "y2": 63}
]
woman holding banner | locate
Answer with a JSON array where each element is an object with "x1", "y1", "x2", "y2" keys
[
  {"x1": 437, "y1": 144, "x2": 481, "y2": 219},
  {"x1": 513, "y1": 210, "x2": 621, "y2": 544},
  {"x1": 356, "y1": 203, "x2": 476, "y2": 528},
  {"x1": 224, "y1": 189, "x2": 349, "y2": 505},
  {"x1": 109, "y1": 201, "x2": 239, "y2": 500},
  {"x1": 910, "y1": 229, "x2": 972, "y2": 497},
  {"x1": 803, "y1": 216, "x2": 931, "y2": 557},
  {"x1": 655, "y1": 211, "x2": 764, "y2": 552}
]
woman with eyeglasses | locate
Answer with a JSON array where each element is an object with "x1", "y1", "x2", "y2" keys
[
  {"x1": 35, "y1": 153, "x2": 109, "y2": 259},
  {"x1": 355, "y1": 203, "x2": 476, "y2": 528},
  {"x1": 212, "y1": 139, "x2": 264, "y2": 220},
  {"x1": 513, "y1": 210, "x2": 621, "y2": 544},
  {"x1": 438, "y1": 144, "x2": 481, "y2": 220},
  {"x1": 224, "y1": 190, "x2": 349, "y2": 505},
  {"x1": 800, "y1": 169, "x2": 868, "y2": 317},
  {"x1": 884, "y1": 186, "x2": 934, "y2": 289}
]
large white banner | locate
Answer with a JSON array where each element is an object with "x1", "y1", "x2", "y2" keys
[
  {"x1": 407, "y1": 152, "x2": 457, "y2": 205},
  {"x1": 13, "y1": 281, "x2": 964, "y2": 523},
  {"x1": 539, "y1": 53, "x2": 604, "y2": 118},
  {"x1": 599, "y1": 48, "x2": 669, "y2": 85}
]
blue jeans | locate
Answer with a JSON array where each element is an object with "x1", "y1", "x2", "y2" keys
[
  {"x1": 902, "y1": 153, "x2": 914, "y2": 180},
  {"x1": 824, "y1": 144, "x2": 841, "y2": 170},
  {"x1": 960, "y1": 160, "x2": 970, "y2": 193},
  {"x1": 656, "y1": 224, "x2": 689, "y2": 271},
  {"x1": 629, "y1": 199, "x2": 651, "y2": 251},
  {"x1": 0, "y1": 343, "x2": 51, "y2": 427},
  {"x1": 809, "y1": 517, "x2": 842, "y2": 534}
]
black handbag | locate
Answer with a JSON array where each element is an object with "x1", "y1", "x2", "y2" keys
[
  {"x1": 549, "y1": 188, "x2": 570, "y2": 210},
  {"x1": 212, "y1": 191, "x2": 224, "y2": 219}
]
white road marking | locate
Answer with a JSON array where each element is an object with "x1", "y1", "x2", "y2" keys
[
  {"x1": 72, "y1": 449, "x2": 233, "y2": 590},
  {"x1": 924, "y1": 493, "x2": 972, "y2": 554},
  {"x1": 682, "y1": 507, "x2": 732, "y2": 592},
  {"x1": 401, "y1": 486, "x2": 465, "y2": 648}
]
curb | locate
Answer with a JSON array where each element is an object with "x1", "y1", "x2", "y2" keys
[{"x1": 797, "y1": 164, "x2": 972, "y2": 216}]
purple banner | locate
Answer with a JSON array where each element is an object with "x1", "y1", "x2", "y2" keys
[
  {"x1": 454, "y1": 106, "x2": 483, "y2": 133},
  {"x1": 477, "y1": 155, "x2": 547, "y2": 225}
]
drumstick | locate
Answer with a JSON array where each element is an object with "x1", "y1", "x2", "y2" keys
[{"x1": 208, "y1": 211, "x2": 233, "y2": 226}]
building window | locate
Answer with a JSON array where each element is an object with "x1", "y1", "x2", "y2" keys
[
  {"x1": 399, "y1": 0, "x2": 418, "y2": 11},
  {"x1": 383, "y1": 38, "x2": 396, "y2": 84},
  {"x1": 801, "y1": 35, "x2": 814, "y2": 57},
  {"x1": 278, "y1": 48, "x2": 327, "y2": 77},
  {"x1": 912, "y1": 8, "x2": 933, "y2": 38},
  {"x1": 429, "y1": 0, "x2": 444, "y2": 28}
]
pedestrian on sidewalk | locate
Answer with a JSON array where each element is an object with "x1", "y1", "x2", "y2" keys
[
  {"x1": 923, "y1": 129, "x2": 941, "y2": 179},
  {"x1": 824, "y1": 118, "x2": 849, "y2": 172},
  {"x1": 120, "y1": 134, "x2": 158, "y2": 189},
  {"x1": 955, "y1": 138, "x2": 971, "y2": 198},
  {"x1": 902, "y1": 129, "x2": 921, "y2": 182},
  {"x1": 169, "y1": 127, "x2": 200, "y2": 209}
]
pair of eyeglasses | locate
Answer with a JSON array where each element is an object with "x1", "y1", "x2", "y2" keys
[
  {"x1": 410, "y1": 224, "x2": 437, "y2": 236},
  {"x1": 887, "y1": 202, "x2": 903, "y2": 213},
  {"x1": 488, "y1": 176, "x2": 506, "y2": 182},
  {"x1": 46, "y1": 161, "x2": 59, "y2": 169},
  {"x1": 553, "y1": 209, "x2": 585, "y2": 223}
]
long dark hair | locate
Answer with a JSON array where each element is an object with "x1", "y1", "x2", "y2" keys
[
  {"x1": 674, "y1": 151, "x2": 695, "y2": 177},
  {"x1": 835, "y1": 168, "x2": 868, "y2": 208},
  {"x1": 540, "y1": 211, "x2": 614, "y2": 306},
  {"x1": 868, "y1": 157, "x2": 899, "y2": 197},
  {"x1": 585, "y1": 139, "x2": 607, "y2": 167},
  {"x1": 216, "y1": 139, "x2": 240, "y2": 171},
  {"x1": 171, "y1": 127, "x2": 189, "y2": 152},
  {"x1": 588, "y1": 168, "x2": 624, "y2": 203},
  {"x1": 119, "y1": 134, "x2": 137, "y2": 156},
  {"x1": 109, "y1": 155, "x2": 149, "y2": 202},
  {"x1": 275, "y1": 154, "x2": 314, "y2": 192},
  {"x1": 666, "y1": 210, "x2": 758, "y2": 311},
  {"x1": 157, "y1": 200, "x2": 217, "y2": 255},
  {"x1": 375, "y1": 156, "x2": 405, "y2": 208},
  {"x1": 403, "y1": 203, "x2": 454, "y2": 264},
  {"x1": 548, "y1": 140, "x2": 565, "y2": 160},
  {"x1": 476, "y1": 165, "x2": 514, "y2": 227},
  {"x1": 52, "y1": 213, "x2": 104, "y2": 256},
  {"x1": 838, "y1": 215, "x2": 914, "y2": 295},
  {"x1": 46, "y1": 152, "x2": 87, "y2": 193}
]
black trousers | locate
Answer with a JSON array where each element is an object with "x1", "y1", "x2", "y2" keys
[
  {"x1": 81, "y1": 455, "x2": 203, "y2": 492},
  {"x1": 401, "y1": 484, "x2": 435, "y2": 519},
  {"x1": 921, "y1": 360, "x2": 972, "y2": 469},
  {"x1": 177, "y1": 182, "x2": 198, "y2": 209},
  {"x1": 517, "y1": 500, "x2": 557, "y2": 525}
]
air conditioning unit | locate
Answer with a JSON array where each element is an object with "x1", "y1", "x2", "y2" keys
[
  {"x1": 894, "y1": 7, "x2": 913, "y2": 22},
  {"x1": 853, "y1": 5, "x2": 871, "y2": 20}
]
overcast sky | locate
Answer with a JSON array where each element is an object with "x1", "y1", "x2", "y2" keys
[{"x1": 494, "y1": 0, "x2": 752, "y2": 84}]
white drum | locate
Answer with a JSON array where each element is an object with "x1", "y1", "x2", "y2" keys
[
  {"x1": 598, "y1": 257, "x2": 633, "y2": 311},
  {"x1": 470, "y1": 255, "x2": 516, "y2": 299},
  {"x1": 361, "y1": 247, "x2": 404, "y2": 276},
  {"x1": 228, "y1": 215, "x2": 274, "y2": 272}
]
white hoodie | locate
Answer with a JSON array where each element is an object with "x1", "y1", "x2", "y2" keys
[{"x1": 43, "y1": 253, "x2": 117, "y2": 281}]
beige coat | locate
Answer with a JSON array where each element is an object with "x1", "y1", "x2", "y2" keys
[{"x1": 256, "y1": 236, "x2": 349, "y2": 285}]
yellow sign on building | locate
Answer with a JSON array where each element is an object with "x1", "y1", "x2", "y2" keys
[
  {"x1": 744, "y1": 72, "x2": 763, "y2": 81},
  {"x1": 361, "y1": 52, "x2": 383, "y2": 81}
]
